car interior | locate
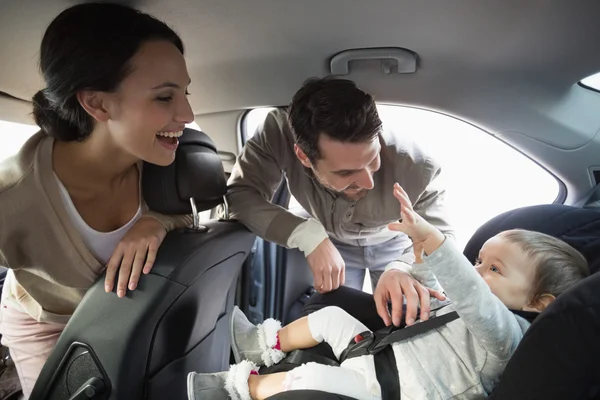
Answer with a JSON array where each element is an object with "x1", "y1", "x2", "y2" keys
[{"x1": 1, "y1": 1, "x2": 600, "y2": 399}]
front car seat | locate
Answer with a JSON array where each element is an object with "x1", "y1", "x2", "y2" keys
[
  {"x1": 29, "y1": 128, "x2": 256, "y2": 400},
  {"x1": 267, "y1": 204, "x2": 600, "y2": 400}
]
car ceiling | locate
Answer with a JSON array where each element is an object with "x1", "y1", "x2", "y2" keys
[{"x1": 1, "y1": 0, "x2": 600, "y2": 203}]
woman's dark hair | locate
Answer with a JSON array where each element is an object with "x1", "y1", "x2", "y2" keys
[
  {"x1": 32, "y1": 3, "x2": 184, "y2": 141},
  {"x1": 287, "y1": 77, "x2": 382, "y2": 162}
]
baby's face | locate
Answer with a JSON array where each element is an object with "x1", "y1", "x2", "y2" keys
[{"x1": 474, "y1": 233, "x2": 537, "y2": 310}]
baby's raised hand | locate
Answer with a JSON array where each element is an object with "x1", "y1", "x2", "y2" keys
[{"x1": 387, "y1": 183, "x2": 445, "y2": 255}]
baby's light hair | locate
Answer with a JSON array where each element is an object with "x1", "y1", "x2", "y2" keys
[{"x1": 500, "y1": 229, "x2": 589, "y2": 302}]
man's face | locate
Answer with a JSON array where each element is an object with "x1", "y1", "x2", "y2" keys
[{"x1": 295, "y1": 134, "x2": 382, "y2": 201}]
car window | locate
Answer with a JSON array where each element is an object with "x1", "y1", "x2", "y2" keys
[
  {"x1": 242, "y1": 108, "x2": 275, "y2": 142},
  {"x1": 0, "y1": 120, "x2": 39, "y2": 163},
  {"x1": 243, "y1": 106, "x2": 561, "y2": 251},
  {"x1": 186, "y1": 121, "x2": 202, "y2": 131},
  {"x1": 580, "y1": 72, "x2": 600, "y2": 92}
]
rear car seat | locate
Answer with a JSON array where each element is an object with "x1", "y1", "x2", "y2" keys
[
  {"x1": 267, "y1": 204, "x2": 600, "y2": 400},
  {"x1": 29, "y1": 128, "x2": 256, "y2": 400}
]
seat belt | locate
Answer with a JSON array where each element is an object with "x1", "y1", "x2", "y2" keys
[
  {"x1": 279, "y1": 306, "x2": 459, "y2": 369},
  {"x1": 338, "y1": 309, "x2": 459, "y2": 400},
  {"x1": 277, "y1": 306, "x2": 459, "y2": 399},
  {"x1": 279, "y1": 300, "x2": 536, "y2": 398},
  {"x1": 373, "y1": 345, "x2": 401, "y2": 400},
  {"x1": 284, "y1": 349, "x2": 340, "y2": 367},
  {"x1": 343, "y1": 310, "x2": 459, "y2": 361}
]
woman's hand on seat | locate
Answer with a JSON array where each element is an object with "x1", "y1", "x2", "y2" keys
[{"x1": 104, "y1": 217, "x2": 167, "y2": 298}]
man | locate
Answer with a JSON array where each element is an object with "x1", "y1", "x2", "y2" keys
[{"x1": 227, "y1": 77, "x2": 454, "y2": 326}]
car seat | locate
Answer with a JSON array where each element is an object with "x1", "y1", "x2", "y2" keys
[
  {"x1": 266, "y1": 204, "x2": 600, "y2": 400},
  {"x1": 29, "y1": 128, "x2": 256, "y2": 400}
]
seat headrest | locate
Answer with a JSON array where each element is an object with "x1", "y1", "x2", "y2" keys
[
  {"x1": 142, "y1": 128, "x2": 227, "y2": 215},
  {"x1": 463, "y1": 204, "x2": 600, "y2": 274}
]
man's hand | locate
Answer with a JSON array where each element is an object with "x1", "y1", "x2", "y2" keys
[
  {"x1": 306, "y1": 238, "x2": 345, "y2": 293},
  {"x1": 105, "y1": 217, "x2": 167, "y2": 298},
  {"x1": 374, "y1": 269, "x2": 446, "y2": 327}
]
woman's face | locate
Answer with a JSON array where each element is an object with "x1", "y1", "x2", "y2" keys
[{"x1": 104, "y1": 40, "x2": 194, "y2": 166}]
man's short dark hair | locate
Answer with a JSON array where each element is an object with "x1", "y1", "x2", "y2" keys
[{"x1": 287, "y1": 77, "x2": 382, "y2": 162}]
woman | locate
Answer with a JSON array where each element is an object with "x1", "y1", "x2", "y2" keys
[{"x1": 0, "y1": 3, "x2": 194, "y2": 396}]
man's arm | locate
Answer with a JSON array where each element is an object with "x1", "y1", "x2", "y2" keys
[
  {"x1": 413, "y1": 161, "x2": 455, "y2": 240},
  {"x1": 227, "y1": 109, "x2": 318, "y2": 248},
  {"x1": 229, "y1": 109, "x2": 344, "y2": 292}
]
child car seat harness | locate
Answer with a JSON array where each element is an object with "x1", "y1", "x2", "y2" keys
[
  {"x1": 339, "y1": 306, "x2": 459, "y2": 400},
  {"x1": 286, "y1": 304, "x2": 538, "y2": 400}
]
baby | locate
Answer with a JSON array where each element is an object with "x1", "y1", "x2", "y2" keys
[{"x1": 187, "y1": 183, "x2": 589, "y2": 400}]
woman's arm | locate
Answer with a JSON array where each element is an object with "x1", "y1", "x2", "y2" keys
[{"x1": 142, "y1": 211, "x2": 193, "y2": 232}]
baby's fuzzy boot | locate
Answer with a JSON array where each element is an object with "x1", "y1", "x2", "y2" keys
[
  {"x1": 187, "y1": 360, "x2": 259, "y2": 400},
  {"x1": 230, "y1": 306, "x2": 286, "y2": 367}
]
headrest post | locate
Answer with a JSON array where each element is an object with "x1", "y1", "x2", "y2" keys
[
  {"x1": 222, "y1": 195, "x2": 230, "y2": 220},
  {"x1": 190, "y1": 197, "x2": 200, "y2": 229}
]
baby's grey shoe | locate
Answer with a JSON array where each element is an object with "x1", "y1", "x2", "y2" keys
[
  {"x1": 187, "y1": 360, "x2": 259, "y2": 400},
  {"x1": 187, "y1": 371, "x2": 229, "y2": 400},
  {"x1": 230, "y1": 306, "x2": 286, "y2": 367}
]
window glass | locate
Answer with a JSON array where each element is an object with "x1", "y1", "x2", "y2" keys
[
  {"x1": 244, "y1": 106, "x2": 561, "y2": 250},
  {"x1": 186, "y1": 121, "x2": 202, "y2": 131},
  {"x1": 0, "y1": 120, "x2": 39, "y2": 163},
  {"x1": 581, "y1": 72, "x2": 600, "y2": 91},
  {"x1": 243, "y1": 107, "x2": 275, "y2": 141}
]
